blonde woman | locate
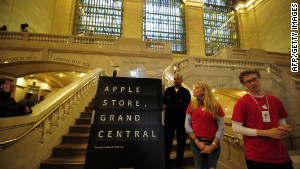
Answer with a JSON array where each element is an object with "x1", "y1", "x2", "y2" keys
[{"x1": 185, "y1": 82, "x2": 225, "y2": 169}]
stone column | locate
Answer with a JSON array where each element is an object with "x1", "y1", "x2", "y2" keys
[
  {"x1": 122, "y1": 0, "x2": 145, "y2": 39},
  {"x1": 236, "y1": 10, "x2": 248, "y2": 50},
  {"x1": 235, "y1": 1, "x2": 261, "y2": 50},
  {"x1": 185, "y1": 1, "x2": 206, "y2": 56}
]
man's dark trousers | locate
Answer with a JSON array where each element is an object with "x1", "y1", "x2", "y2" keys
[{"x1": 165, "y1": 124, "x2": 187, "y2": 168}]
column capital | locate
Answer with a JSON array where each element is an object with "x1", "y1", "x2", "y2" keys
[
  {"x1": 183, "y1": 0, "x2": 204, "y2": 8},
  {"x1": 125, "y1": 0, "x2": 144, "y2": 3}
]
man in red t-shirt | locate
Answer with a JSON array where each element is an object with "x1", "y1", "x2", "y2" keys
[{"x1": 231, "y1": 69, "x2": 293, "y2": 169}]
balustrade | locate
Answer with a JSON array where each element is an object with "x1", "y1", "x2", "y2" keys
[
  {"x1": 163, "y1": 55, "x2": 299, "y2": 94},
  {"x1": 35, "y1": 73, "x2": 99, "y2": 144},
  {"x1": 0, "y1": 31, "x2": 170, "y2": 52}
]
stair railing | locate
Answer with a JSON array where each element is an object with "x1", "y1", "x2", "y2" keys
[{"x1": 0, "y1": 69, "x2": 104, "y2": 150}]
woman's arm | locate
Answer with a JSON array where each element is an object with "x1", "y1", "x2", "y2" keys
[{"x1": 215, "y1": 117, "x2": 225, "y2": 140}]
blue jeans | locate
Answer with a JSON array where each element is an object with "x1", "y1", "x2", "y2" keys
[{"x1": 190, "y1": 138, "x2": 221, "y2": 169}]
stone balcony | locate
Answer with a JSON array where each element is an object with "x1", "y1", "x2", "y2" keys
[
  {"x1": 0, "y1": 31, "x2": 172, "y2": 59},
  {"x1": 0, "y1": 32, "x2": 173, "y2": 78}
]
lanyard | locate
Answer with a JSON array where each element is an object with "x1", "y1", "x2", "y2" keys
[{"x1": 249, "y1": 94, "x2": 269, "y2": 112}]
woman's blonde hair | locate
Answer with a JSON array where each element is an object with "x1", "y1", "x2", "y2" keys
[{"x1": 190, "y1": 82, "x2": 219, "y2": 119}]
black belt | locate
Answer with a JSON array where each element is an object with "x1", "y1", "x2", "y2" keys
[{"x1": 196, "y1": 137, "x2": 214, "y2": 144}]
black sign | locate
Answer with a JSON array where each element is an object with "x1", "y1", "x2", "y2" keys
[{"x1": 84, "y1": 77, "x2": 165, "y2": 169}]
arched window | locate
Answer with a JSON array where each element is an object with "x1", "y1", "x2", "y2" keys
[
  {"x1": 73, "y1": 0, "x2": 123, "y2": 37},
  {"x1": 143, "y1": 0, "x2": 186, "y2": 53},
  {"x1": 203, "y1": 0, "x2": 239, "y2": 55}
]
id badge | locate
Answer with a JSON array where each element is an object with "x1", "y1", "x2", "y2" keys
[{"x1": 262, "y1": 111, "x2": 271, "y2": 122}]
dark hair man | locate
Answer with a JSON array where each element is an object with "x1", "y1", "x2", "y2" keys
[
  {"x1": 0, "y1": 25, "x2": 7, "y2": 31},
  {"x1": 0, "y1": 78, "x2": 32, "y2": 118},
  {"x1": 232, "y1": 69, "x2": 293, "y2": 169},
  {"x1": 163, "y1": 74, "x2": 191, "y2": 169},
  {"x1": 20, "y1": 23, "x2": 29, "y2": 32}
]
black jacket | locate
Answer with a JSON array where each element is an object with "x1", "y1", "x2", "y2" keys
[
  {"x1": 163, "y1": 86, "x2": 191, "y2": 126},
  {"x1": 19, "y1": 98, "x2": 35, "y2": 108},
  {"x1": 0, "y1": 89, "x2": 32, "y2": 118}
]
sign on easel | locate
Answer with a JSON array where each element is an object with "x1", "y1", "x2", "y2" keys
[{"x1": 84, "y1": 77, "x2": 165, "y2": 169}]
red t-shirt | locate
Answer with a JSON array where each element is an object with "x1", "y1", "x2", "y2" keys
[
  {"x1": 186, "y1": 102, "x2": 225, "y2": 138},
  {"x1": 232, "y1": 93, "x2": 291, "y2": 163}
]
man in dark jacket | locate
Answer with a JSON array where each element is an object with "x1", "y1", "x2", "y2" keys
[
  {"x1": 19, "y1": 93, "x2": 35, "y2": 108},
  {"x1": 163, "y1": 74, "x2": 191, "y2": 169},
  {"x1": 0, "y1": 78, "x2": 32, "y2": 118}
]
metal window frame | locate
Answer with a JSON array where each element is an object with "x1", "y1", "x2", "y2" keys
[
  {"x1": 73, "y1": 0, "x2": 123, "y2": 37},
  {"x1": 143, "y1": 0, "x2": 186, "y2": 54},
  {"x1": 203, "y1": 0, "x2": 239, "y2": 56}
]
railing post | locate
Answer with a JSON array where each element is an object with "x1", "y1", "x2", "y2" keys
[
  {"x1": 59, "y1": 106, "x2": 65, "y2": 120},
  {"x1": 39, "y1": 122, "x2": 45, "y2": 144},
  {"x1": 45, "y1": 117, "x2": 53, "y2": 135},
  {"x1": 53, "y1": 109, "x2": 59, "y2": 127},
  {"x1": 22, "y1": 33, "x2": 29, "y2": 40}
]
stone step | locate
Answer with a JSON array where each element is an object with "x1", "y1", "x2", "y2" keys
[
  {"x1": 88, "y1": 102, "x2": 94, "y2": 107},
  {"x1": 61, "y1": 133, "x2": 89, "y2": 144},
  {"x1": 52, "y1": 144, "x2": 87, "y2": 157},
  {"x1": 75, "y1": 118, "x2": 91, "y2": 125},
  {"x1": 69, "y1": 125, "x2": 91, "y2": 133},
  {"x1": 80, "y1": 112, "x2": 92, "y2": 118},
  {"x1": 40, "y1": 156, "x2": 85, "y2": 169},
  {"x1": 84, "y1": 106, "x2": 93, "y2": 113}
]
